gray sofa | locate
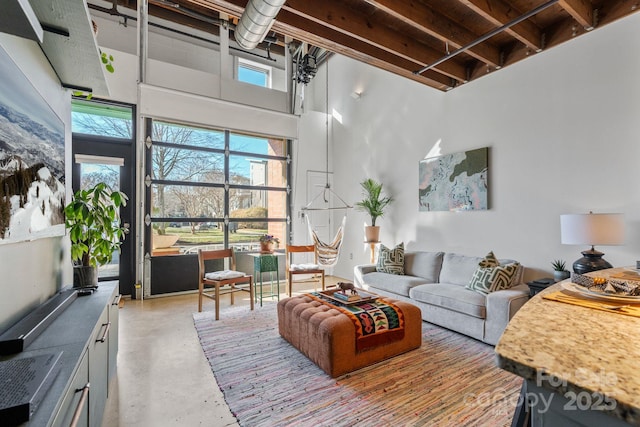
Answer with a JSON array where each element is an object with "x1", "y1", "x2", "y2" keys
[{"x1": 354, "y1": 251, "x2": 530, "y2": 345}]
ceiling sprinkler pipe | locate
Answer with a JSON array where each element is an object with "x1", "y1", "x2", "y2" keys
[{"x1": 235, "y1": 0, "x2": 285, "y2": 50}]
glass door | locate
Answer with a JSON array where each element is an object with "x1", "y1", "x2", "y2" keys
[
  {"x1": 76, "y1": 156, "x2": 126, "y2": 280},
  {"x1": 72, "y1": 145, "x2": 135, "y2": 295},
  {"x1": 71, "y1": 99, "x2": 136, "y2": 296}
]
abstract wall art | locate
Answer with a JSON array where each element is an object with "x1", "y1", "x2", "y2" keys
[
  {"x1": 0, "y1": 46, "x2": 65, "y2": 244},
  {"x1": 419, "y1": 147, "x2": 488, "y2": 212}
]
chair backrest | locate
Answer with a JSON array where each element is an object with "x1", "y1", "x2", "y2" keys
[
  {"x1": 198, "y1": 248, "x2": 236, "y2": 277},
  {"x1": 286, "y1": 244, "x2": 317, "y2": 268}
]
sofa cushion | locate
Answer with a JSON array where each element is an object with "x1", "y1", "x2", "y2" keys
[
  {"x1": 403, "y1": 251, "x2": 444, "y2": 282},
  {"x1": 361, "y1": 272, "x2": 428, "y2": 297},
  {"x1": 467, "y1": 262, "x2": 521, "y2": 295},
  {"x1": 410, "y1": 284, "x2": 487, "y2": 319},
  {"x1": 376, "y1": 243, "x2": 405, "y2": 275},
  {"x1": 438, "y1": 253, "x2": 484, "y2": 286}
]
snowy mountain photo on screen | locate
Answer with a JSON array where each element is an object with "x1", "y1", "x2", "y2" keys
[{"x1": 0, "y1": 46, "x2": 65, "y2": 244}]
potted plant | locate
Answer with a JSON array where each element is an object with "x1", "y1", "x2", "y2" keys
[
  {"x1": 355, "y1": 178, "x2": 393, "y2": 243},
  {"x1": 259, "y1": 234, "x2": 279, "y2": 253},
  {"x1": 552, "y1": 259, "x2": 570, "y2": 282},
  {"x1": 65, "y1": 182, "x2": 128, "y2": 288}
]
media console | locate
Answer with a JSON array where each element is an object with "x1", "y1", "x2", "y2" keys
[{"x1": 0, "y1": 282, "x2": 119, "y2": 426}]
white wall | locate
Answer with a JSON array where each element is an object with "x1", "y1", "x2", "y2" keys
[
  {"x1": 303, "y1": 13, "x2": 640, "y2": 281},
  {"x1": 0, "y1": 34, "x2": 71, "y2": 331}
]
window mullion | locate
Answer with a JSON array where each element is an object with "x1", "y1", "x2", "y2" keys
[{"x1": 224, "y1": 129, "x2": 230, "y2": 249}]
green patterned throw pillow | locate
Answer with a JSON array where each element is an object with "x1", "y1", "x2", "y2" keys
[
  {"x1": 478, "y1": 251, "x2": 499, "y2": 268},
  {"x1": 467, "y1": 252, "x2": 520, "y2": 295},
  {"x1": 376, "y1": 243, "x2": 405, "y2": 275}
]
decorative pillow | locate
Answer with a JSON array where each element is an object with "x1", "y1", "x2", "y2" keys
[
  {"x1": 466, "y1": 251, "x2": 520, "y2": 295},
  {"x1": 376, "y1": 242, "x2": 405, "y2": 275},
  {"x1": 478, "y1": 251, "x2": 499, "y2": 268}
]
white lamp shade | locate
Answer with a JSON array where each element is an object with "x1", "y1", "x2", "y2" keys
[{"x1": 560, "y1": 213, "x2": 625, "y2": 246}]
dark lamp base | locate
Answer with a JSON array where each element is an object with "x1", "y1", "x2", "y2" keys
[{"x1": 572, "y1": 249, "x2": 613, "y2": 274}]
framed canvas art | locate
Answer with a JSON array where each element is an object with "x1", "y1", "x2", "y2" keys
[
  {"x1": 0, "y1": 46, "x2": 65, "y2": 244},
  {"x1": 419, "y1": 147, "x2": 488, "y2": 212}
]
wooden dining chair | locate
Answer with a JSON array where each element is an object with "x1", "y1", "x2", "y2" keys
[
  {"x1": 198, "y1": 248, "x2": 254, "y2": 320},
  {"x1": 285, "y1": 244, "x2": 325, "y2": 296}
]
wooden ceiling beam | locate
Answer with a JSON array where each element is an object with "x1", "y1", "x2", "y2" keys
[
  {"x1": 190, "y1": 0, "x2": 454, "y2": 89},
  {"x1": 192, "y1": 0, "x2": 456, "y2": 88},
  {"x1": 275, "y1": 10, "x2": 454, "y2": 90},
  {"x1": 149, "y1": 1, "x2": 221, "y2": 31},
  {"x1": 558, "y1": 0, "x2": 594, "y2": 29},
  {"x1": 281, "y1": 0, "x2": 467, "y2": 81},
  {"x1": 459, "y1": 0, "x2": 544, "y2": 51},
  {"x1": 364, "y1": 0, "x2": 501, "y2": 67},
  {"x1": 186, "y1": 0, "x2": 243, "y2": 19}
]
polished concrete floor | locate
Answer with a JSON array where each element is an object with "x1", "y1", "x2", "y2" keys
[{"x1": 102, "y1": 276, "x2": 342, "y2": 426}]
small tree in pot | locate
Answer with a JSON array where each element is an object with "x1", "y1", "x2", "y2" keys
[
  {"x1": 65, "y1": 183, "x2": 128, "y2": 288},
  {"x1": 355, "y1": 178, "x2": 393, "y2": 243}
]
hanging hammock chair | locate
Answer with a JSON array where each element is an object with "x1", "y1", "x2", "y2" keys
[
  {"x1": 302, "y1": 184, "x2": 350, "y2": 267},
  {"x1": 306, "y1": 213, "x2": 346, "y2": 267}
]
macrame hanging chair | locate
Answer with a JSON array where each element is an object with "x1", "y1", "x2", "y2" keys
[
  {"x1": 304, "y1": 191, "x2": 348, "y2": 267},
  {"x1": 300, "y1": 59, "x2": 351, "y2": 267}
]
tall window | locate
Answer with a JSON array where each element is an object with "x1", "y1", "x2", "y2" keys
[
  {"x1": 147, "y1": 120, "x2": 289, "y2": 255},
  {"x1": 237, "y1": 58, "x2": 272, "y2": 88}
]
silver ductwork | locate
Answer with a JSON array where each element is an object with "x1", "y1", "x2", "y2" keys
[{"x1": 235, "y1": 0, "x2": 285, "y2": 50}]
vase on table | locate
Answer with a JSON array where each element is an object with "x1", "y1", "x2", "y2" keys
[{"x1": 260, "y1": 241, "x2": 274, "y2": 253}]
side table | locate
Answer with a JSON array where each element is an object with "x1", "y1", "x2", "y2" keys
[
  {"x1": 365, "y1": 241, "x2": 380, "y2": 264},
  {"x1": 526, "y1": 278, "x2": 555, "y2": 297},
  {"x1": 250, "y1": 253, "x2": 281, "y2": 306}
]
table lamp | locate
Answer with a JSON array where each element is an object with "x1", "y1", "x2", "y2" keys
[{"x1": 560, "y1": 212, "x2": 624, "y2": 274}]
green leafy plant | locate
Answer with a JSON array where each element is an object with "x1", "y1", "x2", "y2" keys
[
  {"x1": 101, "y1": 50, "x2": 115, "y2": 73},
  {"x1": 355, "y1": 178, "x2": 393, "y2": 226},
  {"x1": 65, "y1": 183, "x2": 128, "y2": 267},
  {"x1": 551, "y1": 259, "x2": 567, "y2": 272}
]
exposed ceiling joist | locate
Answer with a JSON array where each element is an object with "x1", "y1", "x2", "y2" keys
[
  {"x1": 92, "y1": 0, "x2": 640, "y2": 92},
  {"x1": 558, "y1": 0, "x2": 595, "y2": 29},
  {"x1": 282, "y1": 0, "x2": 467, "y2": 82},
  {"x1": 459, "y1": 0, "x2": 545, "y2": 51},
  {"x1": 364, "y1": 0, "x2": 502, "y2": 67}
]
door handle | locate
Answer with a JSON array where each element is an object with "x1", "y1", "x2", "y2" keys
[{"x1": 123, "y1": 222, "x2": 131, "y2": 234}]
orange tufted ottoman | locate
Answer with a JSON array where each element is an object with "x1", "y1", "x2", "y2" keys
[{"x1": 277, "y1": 294, "x2": 422, "y2": 377}]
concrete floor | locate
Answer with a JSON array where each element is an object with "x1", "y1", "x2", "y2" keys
[{"x1": 102, "y1": 276, "x2": 341, "y2": 426}]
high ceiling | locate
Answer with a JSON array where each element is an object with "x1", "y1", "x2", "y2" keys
[{"x1": 96, "y1": 0, "x2": 640, "y2": 91}]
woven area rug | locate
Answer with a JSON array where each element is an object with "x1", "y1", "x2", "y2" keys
[{"x1": 194, "y1": 304, "x2": 522, "y2": 427}]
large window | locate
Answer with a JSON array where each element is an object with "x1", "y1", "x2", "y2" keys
[{"x1": 147, "y1": 120, "x2": 289, "y2": 256}]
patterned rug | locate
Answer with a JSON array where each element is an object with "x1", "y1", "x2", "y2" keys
[{"x1": 193, "y1": 303, "x2": 522, "y2": 427}]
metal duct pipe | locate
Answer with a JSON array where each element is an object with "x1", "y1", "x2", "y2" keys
[{"x1": 235, "y1": 0, "x2": 285, "y2": 50}]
